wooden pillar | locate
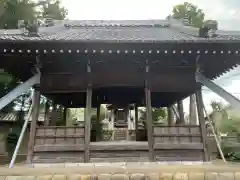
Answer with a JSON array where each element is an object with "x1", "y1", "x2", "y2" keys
[
  {"x1": 49, "y1": 102, "x2": 58, "y2": 126},
  {"x1": 145, "y1": 87, "x2": 154, "y2": 161},
  {"x1": 196, "y1": 89, "x2": 210, "y2": 161},
  {"x1": 84, "y1": 87, "x2": 92, "y2": 162},
  {"x1": 44, "y1": 100, "x2": 50, "y2": 126},
  {"x1": 167, "y1": 106, "x2": 173, "y2": 126},
  {"x1": 84, "y1": 59, "x2": 92, "y2": 163},
  {"x1": 145, "y1": 59, "x2": 154, "y2": 161},
  {"x1": 63, "y1": 107, "x2": 67, "y2": 126},
  {"x1": 135, "y1": 105, "x2": 138, "y2": 141},
  {"x1": 96, "y1": 105, "x2": 101, "y2": 141},
  {"x1": 189, "y1": 94, "x2": 197, "y2": 125},
  {"x1": 27, "y1": 87, "x2": 40, "y2": 164},
  {"x1": 176, "y1": 100, "x2": 184, "y2": 124},
  {"x1": 124, "y1": 106, "x2": 129, "y2": 140}
]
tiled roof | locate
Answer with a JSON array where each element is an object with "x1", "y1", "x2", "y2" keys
[{"x1": 0, "y1": 19, "x2": 240, "y2": 42}]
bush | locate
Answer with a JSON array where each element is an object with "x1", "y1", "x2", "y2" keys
[
  {"x1": 217, "y1": 140, "x2": 240, "y2": 161},
  {"x1": 5, "y1": 131, "x2": 18, "y2": 159}
]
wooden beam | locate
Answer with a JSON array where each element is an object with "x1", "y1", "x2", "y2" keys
[
  {"x1": 27, "y1": 88, "x2": 40, "y2": 164},
  {"x1": 195, "y1": 89, "x2": 210, "y2": 162},
  {"x1": 145, "y1": 86, "x2": 154, "y2": 161}
]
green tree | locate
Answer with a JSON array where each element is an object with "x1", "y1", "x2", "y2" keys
[
  {"x1": 204, "y1": 20, "x2": 218, "y2": 30},
  {"x1": 209, "y1": 101, "x2": 228, "y2": 136},
  {"x1": 172, "y1": 2, "x2": 205, "y2": 28},
  {"x1": 0, "y1": 0, "x2": 37, "y2": 29},
  {"x1": 41, "y1": 0, "x2": 68, "y2": 20},
  {"x1": 139, "y1": 108, "x2": 167, "y2": 129},
  {"x1": 0, "y1": 73, "x2": 19, "y2": 113}
]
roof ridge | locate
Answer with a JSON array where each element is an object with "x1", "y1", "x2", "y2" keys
[{"x1": 63, "y1": 19, "x2": 170, "y2": 28}]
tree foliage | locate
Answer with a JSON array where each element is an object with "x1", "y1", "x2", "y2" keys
[
  {"x1": 209, "y1": 101, "x2": 240, "y2": 136},
  {"x1": 172, "y1": 2, "x2": 205, "y2": 28},
  {"x1": 139, "y1": 108, "x2": 167, "y2": 129},
  {"x1": 41, "y1": 0, "x2": 68, "y2": 20},
  {"x1": 0, "y1": 73, "x2": 19, "y2": 113},
  {"x1": 209, "y1": 101, "x2": 240, "y2": 161},
  {"x1": 0, "y1": 0, "x2": 37, "y2": 29},
  {"x1": 0, "y1": 0, "x2": 68, "y2": 28},
  {"x1": 172, "y1": 2, "x2": 218, "y2": 30},
  {"x1": 204, "y1": 20, "x2": 218, "y2": 30}
]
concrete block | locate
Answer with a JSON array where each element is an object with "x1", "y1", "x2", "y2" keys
[
  {"x1": 235, "y1": 173, "x2": 240, "y2": 180},
  {"x1": 52, "y1": 175, "x2": 67, "y2": 180},
  {"x1": 145, "y1": 173, "x2": 159, "y2": 180},
  {"x1": 111, "y1": 174, "x2": 129, "y2": 180},
  {"x1": 218, "y1": 173, "x2": 235, "y2": 180},
  {"x1": 36, "y1": 175, "x2": 53, "y2": 180},
  {"x1": 67, "y1": 174, "x2": 82, "y2": 180},
  {"x1": 80, "y1": 175, "x2": 92, "y2": 180},
  {"x1": 130, "y1": 173, "x2": 145, "y2": 180},
  {"x1": 159, "y1": 173, "x2": 173, "y2": 180},
  {"x1": 173, "y1": 173, "x2": 188, "y2": 180},
  {"x1": 188, "y1": 173, "x2": 204, "y2": 180},
  {"x1": 205, "y1": 172, "x2": 218, "y2": 180},
  {"x1": 98, "y1": 174, "x2": 112, "y2": 180}
]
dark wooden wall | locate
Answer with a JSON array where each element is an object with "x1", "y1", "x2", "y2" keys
[{"x1": 40, "y1": 72, "x2": 196, "y2": 93}]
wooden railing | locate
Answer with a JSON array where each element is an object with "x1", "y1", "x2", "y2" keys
[
  {"x1": 153, "y1": 125, "x2": 202, "y2": 144},
  {"x1": 153, "y1": 125, "x2": 205, "y2": 161},
  {"x1": 32, "y1": 126, "x2": 85, "y2": 163}
]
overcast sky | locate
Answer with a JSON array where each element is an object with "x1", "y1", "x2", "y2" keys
[
  {"x1": 62, "y1": 0, "x2": 240, "y2": 30},
  {"x1": 61, "y1": 0, "x2": 240, "y2": 113}
]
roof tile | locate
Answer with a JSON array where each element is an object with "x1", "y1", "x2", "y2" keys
[{"x1": 0, "y1": 19, "x2": 240, "y2": 42}]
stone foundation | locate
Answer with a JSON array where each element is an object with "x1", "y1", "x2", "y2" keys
[{"x1": 1, "y1": 164, "x2": 240, "y2": 180}]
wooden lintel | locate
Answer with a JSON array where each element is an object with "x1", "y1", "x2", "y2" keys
[{"x1": 27, "y1": 88, "x2": 40, "y2": 164}]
